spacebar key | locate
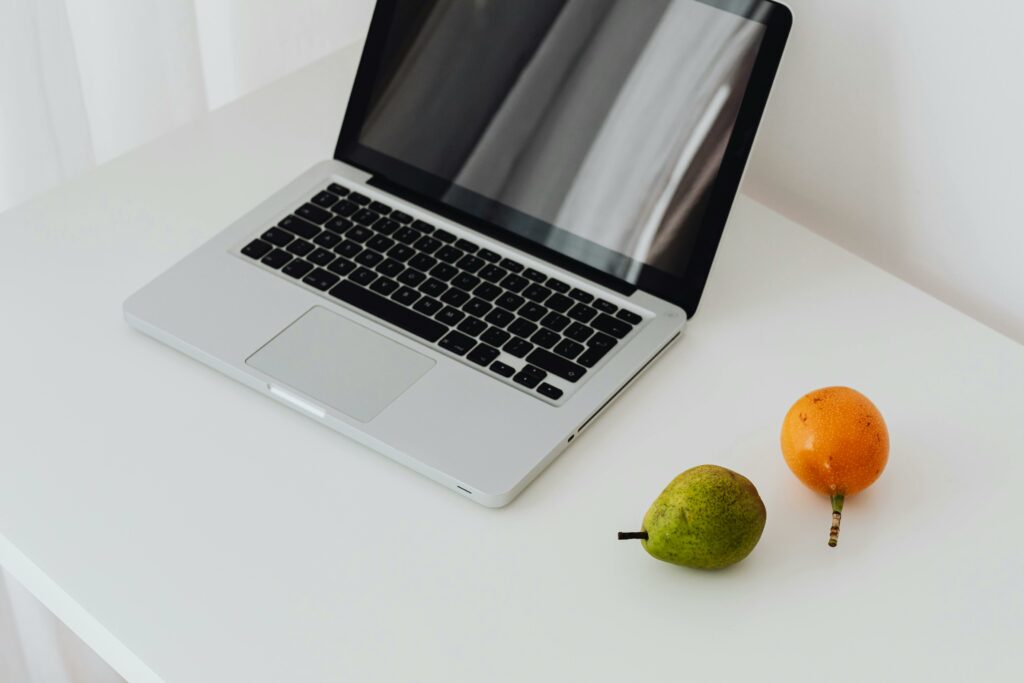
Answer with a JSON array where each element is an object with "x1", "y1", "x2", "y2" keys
[{"x1": 328, "y1": 280, "x2": 447, "y2": 343}]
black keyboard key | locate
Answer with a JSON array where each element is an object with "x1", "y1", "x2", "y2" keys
[
  {"x1": 329, "y1": 280, "x2": 447, "y2": 343},
  {"x1": 458, "y1": 316, "x2": 487, "y2": 337},
  {"x1": 546, "y1": 278, "x2": 570, "y2": 293},
  {"x1": 508, "y1": 318, "x2": 538, "y2": 338},
  {"x1": 523, "y1": 268, "x2": 546, "y2": 283},
  {"x1": 350, "y1": 267, "x2": 377, "y2": 286},
  {"x1": 302, "y1": 268, "x2": 340, "y2": 291},
  {"x1": 313, "y1": 230, "x2": 342, "y2": 248},
  {"x1": 311, "y1": 191, "x2": 337, "y2": 208},
  {"x1": 503, "y1": 337, "x2": 534, "y2": 358},
  {"x1": 463, "y1": 297, "x2": 492, "y2": 318},
  {"x1": 415, "y1": 236, "x2": 441, "y2": 254},
  {"x1": 282, "y1": 259, "x2": 313, "y2": 279},
  {"x1": 388, "y1": 244, "x2": 415, "y2": 262},
  {"x1": 242, "y1": 238, "x2": 273, "y2": 259},
  {"x1": 307, "y1": 248, "x2": 335, "y2": 266},
  {"x1": 456, "y1": 254, "x2": 484, "y2": 273},
  {"x1": 478, "y1": 248, "x2": 501, "y2": 263},
  {"x1": 484, "y1": 308, "x2": 514, "y2": 328},
  {"x1": 513, "y1": 367, "x2": 544, "y2": 389},
  {"x1": 500, "y1": 258, "x2": 523, "y2": 273},
  {"x1": 408, "y1": 253, "x2": 437, "y2": 272},
  {"x1": 568, "y1": 288, "x2": 594, "y2": 303},
  {"x1": 324, "y1": 216, "x2": 352, "y2": 234},
  {"x1": 436, "y1": 245, "x2": 463, "y2": 264},
  {"x1": 430, "y1": 263, "x2": 458, "y2": 281},
  {"x1": 436, "y1": 306, "x2": 465, "y2": 326},
  {"x1": 352, "y1": 208, "x2": 380, "y2": 226},
  {"x1": 440, "y1": 288, "x2": 470, "y2": 307},
  {"x1": 419, "y1": 278, "x2": 446, "y2": 297},
  {"x1": 455, "y1": 238, "x2": 478, "y2": 253},
  {"x1": 334, "y1": 239, "x2": 361, "y2": 258},
  {"x1": 327, "y1": 183, "x2": 349, "y2": 196},
  {"x1": 332, "y1": 200, "x2": 358, "y2": 217},
  {"x1": 355, "y1": 249, "x2": 383, "y2": 267},
  {"x1": 279, "y1": 215, "x2": 319, "y2": 239},
  {"x1": 495, "y1": 293, "x2": 524, "y2": 312},
  {"x1": 553, "y1": 338, "x2": 584, "y2": 360},
  {"x1": 546, "y1": 293, "x2": 574, "y2": 313},
  {"x1": 346, "y1": 225, "x2": 372, "y2": 242},
  {"x1": 376, "y1": 258, "x2": 404, "y2": 277},
  {"x1": 393, "y1": 226, "x2": 420, "y2": 244},
  {"x1": 594, "y1": 298, "x2": 617, "y2": 314},
  {"x1": 452, "y1": 273, "x2": 480, "y2": 291},
  {"x1": 391, "y1": 210, "x2": 413, "y2": 224},
  {"x1": 438, "y1": 331, "x2": 475, "y2": 355},
  {"x1": 327, "y1": 257, "x2": 356, "y2": 277},
  {"x1": 617, "y1": 309, "x2": 643, "y2": 325},
  {"x1": 262, "y1": 227, "x2": 293, "y2": 246},
  {"x1": 490, "y1": 361, "x2": 515, "y2": 378},
  {"x1": 297, "y1": 203, "x2": 332, "y2": 224},
  {"x1": 519, "y1": 302, "x2": 546, "y2": 321},
  {"x1": 481, "y1": 326, "x2": 511, "y2": 347},
  {"x1": 577, "y1": 345, "x2": 609, "y2": 368},
  {"x1": 433, "y1": 228, "x2": 456, "y2": 243},
  {"x1": 531, "y1": 328, "x2": 560, "y2": 349},
  {"x1": 261, "y1": 248, "x2": 291, "y2": 269},
  {"x1": 392, "y1": 286, "x2": 421, "y2": 306},
  {"x1": 467, "y1": 343, "x2": 500, "y2": 366},
  {"x1": 540, "y1": 312, "x2": 570, "y2": 332},
  {"x1": 411, "y1": 219, "x2": 434, "y2": 233},
  {"x1": 588, "y1": 332, "x2": 618, "y2": 351},
  {"x1": 474, "y1": 283, "x2": 501, "y2": 301},
  {"x1": 501, "y1": 274, "x2": 529, "y2": 293},
  {"x1": 370, "y1": 276, "x2": 399, "y2": 296},
  {"x1": 348, "y1": 192, "x2": 371, "y2": 205},
  {"x1": 567, "y1": 303, "x2": 598, "y2": 323},
  {"x1": 564, "y1": 322, "x2": 593, "y2": 342},
  {"x1": 374, "y1": 218, "x2": 400, "y2": 235},
  {"x1": 369, "y1": 200, "x2": 391, "y2": 214},
  {"x1": 522, "y1": 284, "x2": 550, "y2": 303},
  {"x1": 537, "y1": 383, "x2": 563, "y2": 400},
  {"x1": 592, "y1": 313, "x2": 632, "y2": 339},
  {"x1": 479, "y1": 264, "x2": 507, "y2": 283},
  {"x1": 367, "y1": 234, "x2": 394, "y2": 253},
  {"x1": 526, "y1": 348, "x2": 587, "y2": 383},
  {"x1": 397, "y1": 268, "x2": 427, "y2": 287},
  {"x1": 286, "y1": 239, "x2": 315, "y2": 256},
  {"x1": 413, "y1": 296, "x2": 442, "y2": 316}
]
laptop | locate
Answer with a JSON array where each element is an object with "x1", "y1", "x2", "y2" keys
[{"x1": 124, "y1": 0, "x2": 791, "y2": 507}]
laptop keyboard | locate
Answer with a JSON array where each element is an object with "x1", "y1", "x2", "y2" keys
[{"x1": 239, "y1": 182, "x2": 645, "y2": 403}]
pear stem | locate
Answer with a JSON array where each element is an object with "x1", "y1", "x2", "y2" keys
[
  {"x1": 618, "y1": 531, "x2": 649, "y2": 541},
  {"x1": 828, "y1": 493, "x2": 845, "y2": 548}
]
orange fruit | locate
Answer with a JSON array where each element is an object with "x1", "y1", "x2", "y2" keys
[{"x1": 780, "y1": 386, "x2": 889, "y2": 547}]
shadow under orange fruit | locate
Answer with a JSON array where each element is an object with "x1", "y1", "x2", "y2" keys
[{"x1": 781, "y1": 386, "x2": 889, "y2": 547}]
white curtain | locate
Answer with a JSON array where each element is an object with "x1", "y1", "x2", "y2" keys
[
  {"x1": 1, "y1": 569, "x2": 124, "y2": 683},
  {"x1": 0, "y1": 0, "x2": 374, "y2": 214}
]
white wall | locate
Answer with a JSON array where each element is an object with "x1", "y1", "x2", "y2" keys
[
  {"x1": 743, "y1": 0, "x2": 1024, "y2": 343},
  {"x1": 5, "y1": 0, "x2": 1022, "y2": 345}
]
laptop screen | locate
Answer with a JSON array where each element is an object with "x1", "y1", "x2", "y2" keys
[{"x1": 339, "y1": 0, "x2": 788, "y2": 310}]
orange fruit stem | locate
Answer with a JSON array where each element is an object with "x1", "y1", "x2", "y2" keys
[{"x1": 828, "y1": 493, "x2": 845, "y2": 547}]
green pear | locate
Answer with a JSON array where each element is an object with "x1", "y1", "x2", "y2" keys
[{"x1": 619, "y1": 465, "x2": 766, "y2": 569}]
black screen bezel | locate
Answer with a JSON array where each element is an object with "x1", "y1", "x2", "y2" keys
[{"x1": 335, "y1": 0, "x2": 791, "y2": 316}]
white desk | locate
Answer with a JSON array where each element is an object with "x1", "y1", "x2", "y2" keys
[{"x1": 2, "y1": 44, "x2": 1023, "y2": 682}]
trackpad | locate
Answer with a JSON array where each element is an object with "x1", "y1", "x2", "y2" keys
[{"x1": 246, "y1": 306, "x2": 435, "y2": 423}]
